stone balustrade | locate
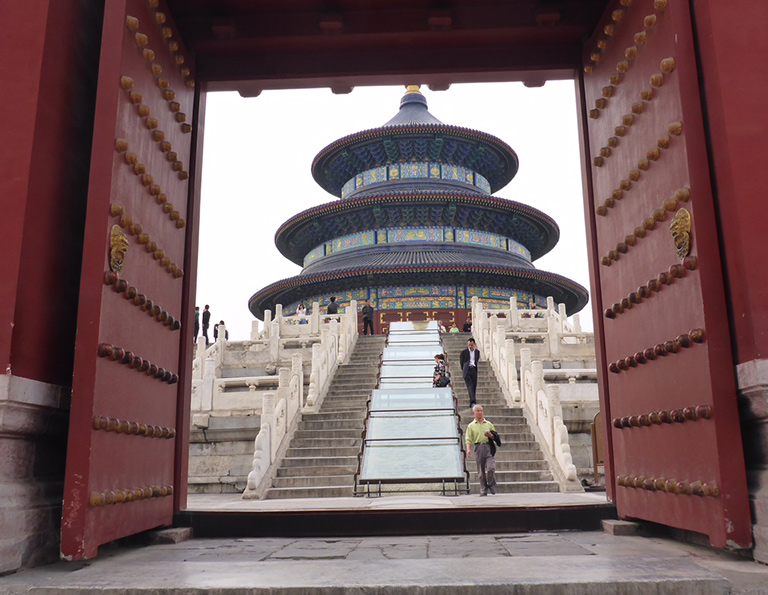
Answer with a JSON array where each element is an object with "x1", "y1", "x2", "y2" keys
[
  {"x1": 470, "y1": 296, "x2": 595, "y2": 490},
  {"x1": 189, "y1": 301, "x2": 359, "y2": 498}
]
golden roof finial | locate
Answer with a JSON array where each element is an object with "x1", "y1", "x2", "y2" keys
[{"x1": 405, "y1": 85, "x2": 422, "y2": 94}]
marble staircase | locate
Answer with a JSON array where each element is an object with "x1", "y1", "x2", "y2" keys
[
  {"x1": 440, "y1": 332, "x2": 559, "y2": 494},
  {"x1": 264, "y1": 335, "x2": 387, "y2": 499}
]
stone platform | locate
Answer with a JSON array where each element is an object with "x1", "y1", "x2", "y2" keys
[
  {"x1": 3, "y1": 530, "x2": 767, "y2": 594},
  {"x1": 3, "y1": 493, "x2": 767, "y2": 593},
  {"x1": 178, "y1": 492, "x2": 615, "y2": 538}
]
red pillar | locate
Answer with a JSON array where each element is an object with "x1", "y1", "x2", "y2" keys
[
  {"x1": 693, "y1": 0, "x2": 768, "y2": 563},
  {"x1": 0, "y1": 0, "x2": 103, "y2": 572}
]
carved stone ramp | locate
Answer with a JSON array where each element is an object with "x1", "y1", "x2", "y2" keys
[
  {"x1": 264, "y1": 335, "x2": 387, "y2": 499},
  {"x1": 441, "y1": 332, "x2": 560, "y2": 494}
]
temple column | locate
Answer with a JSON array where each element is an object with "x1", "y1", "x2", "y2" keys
[{"x1": 0, "y1": 0, "x2": 104, "y2": 572}]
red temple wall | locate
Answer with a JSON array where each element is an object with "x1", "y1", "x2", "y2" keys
[
  {"x1": 1, "y1": 0, "x2": 102, "y2": 386},
  {"x1": 693, "y1": 0, "x2": 768, "y2": 364}
]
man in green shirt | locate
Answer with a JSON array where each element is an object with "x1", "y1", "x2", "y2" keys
[{"x1": 465, "y1": 404, "x2": 497, "y2": 496}]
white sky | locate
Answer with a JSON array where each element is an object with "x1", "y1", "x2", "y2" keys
[{"x1": 196, "y1": 81, "x2": 593, "y2": 340}]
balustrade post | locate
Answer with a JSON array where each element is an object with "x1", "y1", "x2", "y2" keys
[
  {"x1": 531, "y1": 359, "x2": 543, "y2": 425},
  {"x1": 508, "y1": 297, "x2": 519, "y2": 329},
  {"x1": 250, "y1": 320, "x2": 261, "y2": 341},
  {"x1": 306, "y1": 342, "x2": 322, "y2": 408},
  {"x1": 263, "y1": 310, "x2": 272, "y2": 339},
  {"x1": 494, "y1": 325, "x2": 505, "y2": 373},
  {"x1": 278, "y1": 366, "x2": 290, "y2": 401},
  {"x1": 505, "y1": 339, "x2": 519, "y2": 401},
  {"x1": 292, "y1": 353, "x2": 303, "y2": 411},
  {"x1": 547, "y1": 312, "x2": 560, "y2": 357},
  {"x1": 519, "y1": 347, "x2": 532, "y2": 420},
  {"x1": 269, "y1": 319, "x2": 280, "y2": 362},
  {"x1": 195, "y1": 336, "x2": 207, "y2": 361},
  {"x1": 572, "y1": 314, "x2": 582, "y2": 334},
  {"x1": 546, "y1": 383, "x2": 561, "y2": 449},
  {"x1": 310, "y1": 301, "x2": 320, "y2": 334},
  {"x1": 262, "y1": 393, "x2": 276, "y2": 462}
]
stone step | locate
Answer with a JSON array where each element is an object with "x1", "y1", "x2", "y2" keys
[
  {"x1": 291, "y1": 429, "x2": 364, "y2": 440},
  {"x1": 276, "y1": 464, "x2": 358, "y2": 477},
  {"x1": 468, "y1": 480, "x2": 561, "y2": 494},
  {"x1": 480, "y1": 459, "x2": 552, "y2": 471},
  {"x1": 471, "y1": 469, "x2": 554, "y2": 482},
  {"x1": 325, "y1": 388, "x2": 375, "y2": 396},
  {"x1": 272, "y1": 474, "x2": 355, "y2": 488},
  {"x1": 281, "y1": 456, "x2": 358, "y2": 468},
  {"x1": 319, "y1": 401, "x2": 369, "y2": 408},
  {"x1": 468, "y1": 450, "x2": 544, "y2": 461},
  {"x1": 298, "y1": 419, "x2": 365, "y2": 431},
  {"x1": 320, "y1": 396, "x2": 370, "y2": 404},
  {"x1": 265, "y1": 485, "x2": 355, "y2": 499},
  {"x1": 318, "y1": 407, "x2": 369, "y2": 415},
  {"x1": 290, "y1": 437, "x2": 362, "y2": 448},
  {"x1": 303, "y1": 411, "x2": 367, "y2": 421},
  {"x1": 286, "y1": 446, "x2": 361, "y2": 458}
]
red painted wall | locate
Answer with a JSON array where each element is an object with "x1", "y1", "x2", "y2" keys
[
  {"x1": 1, "y1": 1, "x2": 102, "y2": 386},
  {"x1": 693, "y1": 0, "x2": 768, "y2": 363}
]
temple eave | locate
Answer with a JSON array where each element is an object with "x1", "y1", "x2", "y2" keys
[
  {"x1": 275, "y1": 193, "x2": 560, "y2": 265},
  {"x1": 248, "y1": 265, "x2": 588, "y2": 319}
]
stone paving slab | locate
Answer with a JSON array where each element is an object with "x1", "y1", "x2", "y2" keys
[
  {"x1": 3, "y1": 531, "x2": 766, "y2": 594},
  {"x1": 184, "y1": 491, "x2": 610, "y2": 511}
]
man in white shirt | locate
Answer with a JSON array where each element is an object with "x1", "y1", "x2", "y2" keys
[{"x1": 459, "y1": 337, "x2": 481, "y2": 407}]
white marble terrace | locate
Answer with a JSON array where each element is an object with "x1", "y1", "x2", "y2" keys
[{"x1": 189, "y1": 296, "x2": 599, "y2": 498}]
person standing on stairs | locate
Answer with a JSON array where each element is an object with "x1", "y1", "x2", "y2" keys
[
  {"x1": 460, "y1": 337, "x2": 481, "y2": 408},
  {"x1": 361, "y1": 299, "x2": 375, "y2": 335},
  {"x1": 466, "y1": 404, "x2": 498, "y2": 496},
  {"x1": 202, "y1": 304, "x2": 211, "y2": 345}
]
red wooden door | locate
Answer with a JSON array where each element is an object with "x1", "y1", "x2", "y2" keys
[
  {"x1": 61, "y1": 0, "x2": 199, "y2": 560},
  {"x1": 579, "y1": 0, "x2": 751, "y2": 547}
]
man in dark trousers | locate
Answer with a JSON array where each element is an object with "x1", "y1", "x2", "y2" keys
[
  {"x1": 202, "y1": 305, "x2": 211, "y2": 345},
  {"x1": 465, "y1": 404, "x2": 498, "y2": 496},
  {"x1": 361, "y1": 300, "x2": 374, "y2": 335},
  {"x1": 326, "y1": 296, "x2": 339, "y2": 315},
  {"x1": 459, "y1": 337, "x2": 481, "y2": 408}
]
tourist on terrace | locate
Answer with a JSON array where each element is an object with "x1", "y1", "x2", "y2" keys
[{"x1": 202, "y1": 305, "x2": 211, "y2": 345}]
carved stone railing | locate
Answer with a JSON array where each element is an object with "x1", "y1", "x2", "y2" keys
[
  {"x1": 243, "y1": 354, "x2": 304, "y2": 499},
  {"x1": 471, "y1": 297, "x2": 584, "y2": 491},
  {"x1": 237, "y1": 301, "x2": 358, "y2": 498},
  {"x1": 191, "y1": 302, "x2": 358, "y2": 416}
]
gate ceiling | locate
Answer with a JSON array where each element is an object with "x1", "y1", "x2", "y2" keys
[
  {"x1": 579, "y1": 0, "x2": 751, "y2": 547},
  {"x1": 165, "y1": 0, "x2": 609, "y2": 92}
]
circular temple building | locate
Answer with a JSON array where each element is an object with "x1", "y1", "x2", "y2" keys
[{"x1": 248, "y1": 86, "x2": 588, "y2": 332}]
